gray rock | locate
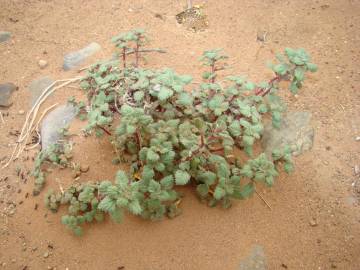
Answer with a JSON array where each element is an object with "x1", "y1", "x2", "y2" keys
[
  {"x1": 63, "y1": 42, "x2": 101, "y2": 70},
  {"x1": 0, "y1": 31, "x2": 11, "y2": 43},
  {"x1": 239, "y1": 245, "x2": 267, "y2": 270},
  {"x1": 28, "y1": 76, "x2": 54, "y2": 106},
  {"x1": 261, "y1": 111, "x2": 314, "y2": 156},
  {"x1": 40, "y1": 104, "x2": 76, "y2": 150},
  {"x1": 0, "y1": 83, "x2": 16, "y2": 107}
]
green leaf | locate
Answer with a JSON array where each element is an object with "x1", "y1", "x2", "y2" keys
[
  {"x1": 284, "y1": 162, "x2": 294, "y2": 174},
  {"x1": 115, "y1": 171, "x2": 129, "y2": 188},
  {"x1": 147, "y1": 149, "x2": 160, "y2": 163},
  {"x1": 294, "y1": 68, "x2": 305, "y2": 81},
  {"x1": 239, "y1": 183, "x2": 254, "y2": 198},
  {"x1": 199, "y1": 171, "x2": 217, "y2": 185},
  {"x1": 160, "y1": 175, "x2": 174, "y2": 189},
  {"x1": 177, "y1": 92, "x2": 193, "y2": 106},
  {"x1": 98, "y1": 197, "x2": 116, "y2": 212},
  {"x1": 229, "y1": 120, "x2": 241, "y2": 137},
  {"x1": 273, "y1": 64, "x2": 287, "y2": 75},
  {"x1": 214, "y1": 186, "x2": 226, "y2": 200},
  {"x1": 158, "y1": 86, "x2": 174, "y2": 101},
  {"x1": 306, "y1": 63, "x2": 318, "y2": 72},
  {"x1": 196, "y1": 184, "x2": 209, "y2": 197},
  {"x1": 134, "y1": 91, "x2": 145, "y2": 102},
  {"x1": 148, "y1": 179, "x2": 161, "y2": 193},
  {"x1": 110, "y1": 208, "x2": 123, "y2": 223},
  {"x1": 175, "y1": 170, "x2": 191, "y2": 185}
]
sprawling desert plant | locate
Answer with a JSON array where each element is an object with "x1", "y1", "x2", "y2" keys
[{"x1": 34, "y1": 29, "x2": 317, "y2": 235}]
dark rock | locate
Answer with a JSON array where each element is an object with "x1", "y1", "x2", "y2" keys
[
  {"x1": 40, "y1": 104, "x2": 76, "y2": 150},
  {"x1": 261, "y1": 111, "x2": 314, "y2": 156},
  {"x1": 63, "y1": 42, "x2": 101, "y2": 70},
  {"x1": 0, "y1": 83, "x2": 16, "y2": 107},
  {"x1": 0, "y1": 31, "x2": 11, "y2": 43}
]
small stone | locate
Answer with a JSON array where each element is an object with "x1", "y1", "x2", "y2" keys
[
  {"x1": 11, "y1": 258, "x2": 16, "y2": 263},
  {"x1": 262, "y1": 111, "x2": 314, "y2": 157},
  {"x1": 63, "y1": 42, "x2": 101, "y2": 70},
  {"x1": 18, "y1": 110, "x2": 25, "y2": 115},
  {"x1": 239, "y1": 245, "x2": 267, "y2": 270},
  {"x1": 80, "y1": 164, "x2": 89, "y2": 173},
  {"x1": 0, "y1": 31, "x2": 11, "y2": 43},
  {"x1": 43, "y1": 251, "x2": 50, "y2": 258},
  {"x1": 355, "y1": 136, "x2": 360, "y2": 141},
  {"x1": 71, "y1": 170, "x2": 81, "y2": 179},
  {"x1": 309, "y1": 218, "x2": 318, "y2": 227},
  {"x1": 354, "y1": 165, "x2": 360, "y2": 175},
  {"x1": 38, "y1": 60, "x2": 48, "y2": 69},
  {"x1": 40, "y1": 104, "x2": 77, "y2": 150},
  {"x1": 256, "y1": 30, "x2": 268, "y2": 42},
  {"x1": 0, "y1": 83, "x2": 17, "y2": 107}
]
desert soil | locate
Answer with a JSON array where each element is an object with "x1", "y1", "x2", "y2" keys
[{"x1": 1, "y1": 0, "x2": 360, "y2": 269}]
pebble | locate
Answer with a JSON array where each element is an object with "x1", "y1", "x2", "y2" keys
[
  {"x1": 43, "y1": 251, "x2": 50, "y2": 258},
  {"x1": 18, "y1": 110, "x2": 25, "y2": 115},
  {"x1": 355, "y1": 136, "x2": 360, "y2": 141},
  {"x1": 80, "y1": 164, "x2": 90, "y2": 173},
  {"x1": 71, "y1": 170, "x2": 81, "y2": 178},
  {"x1": 354, "y1": 165, "x2": 360, "y2": 175},
  {"x1": 38, "y1": 59, "x2": 48, "y2": 69},
  {"x1": 309, "y1": 218, "x2": 318, "y2": 227}
]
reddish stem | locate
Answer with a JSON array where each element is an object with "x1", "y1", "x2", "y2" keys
[
  {"x1": 98, "y1": 126, "x2": 112, "y2": 136},
  {"x1": 122, "y1": 47, "x2": 126, "y2": 68},
  {"x1": 210, "y1": 62, "x2": 216, "y2": 83},
  {"x1": 135, "y1": 129, "x2": 142, "y2": 150},
  {"x1": 256, "y1": 75, "x2": 281, "y2": 96},
  {"x1": 135, "y1": 43, "x2": 140, "y2": 67}
]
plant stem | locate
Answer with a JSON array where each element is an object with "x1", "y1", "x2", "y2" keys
[
  {"x1": 256, "y1": 75, "x2": 281, "y2": 96},
  {"x1": 125, "y1": 48, "x2": 167, "y2": 55},
  {"x1": 210, "y1": 62, "x2": 216, "y2": 83},
  {"x1": 135, "y1": 43, "x2": 140, "y2": 67},
  {"x1": 122, "y1": 47, "x2": 126, "y2": 68},
  {"x1": 98, "y1": 126, "x2": 112, "y2": 136}
]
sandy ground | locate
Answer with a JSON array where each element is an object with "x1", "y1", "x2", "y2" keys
[{"x1": 1, "y1": 0, "x2": 360, "y2": 269}]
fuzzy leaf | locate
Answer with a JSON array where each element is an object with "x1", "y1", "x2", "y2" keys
[{"x1": 175, "y1": 170, "x2": 191, "y2": 185}]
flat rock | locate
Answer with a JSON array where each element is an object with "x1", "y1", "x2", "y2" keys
[
  {"x1": 0, "y1": 31, "x2": 11, "y2": 43},
  {"x1": 28, "y1": 76, "x2": 54, "y2": 106},
  {"x1": 261, "y1": 111, "x2": 314, "y2": 156},
  {"x1": 40, "y1": 104, "x2": 76, "y2": 150},
  {"x1": 0, "y1": 83, "x2": 16, "y2": 107},
  {"x1": 239, "y1": 245, "x2": 267, "y2": 270},
  {"x1": 63, "y1": 42, "x2": 101, "y2": 70}
]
